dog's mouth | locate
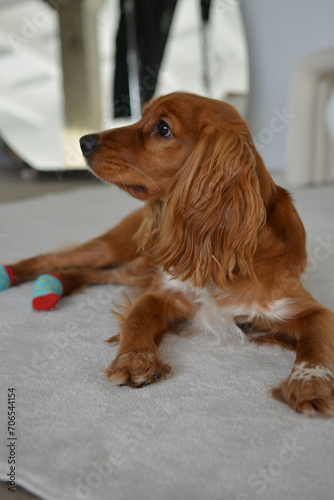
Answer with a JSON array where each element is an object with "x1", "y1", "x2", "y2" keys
[
  {"x1": 84, "y1": 159, "x2": 147, "y2": 195},
  {"x1": 115, "y1": 183, "x2": 147, "y2": 196},
  {"x1": 85, "y1": 158, "x2": 148, "y2": 196},
  {"x1": 128, "y1": 185, "x2": 146, "y2": 193}
]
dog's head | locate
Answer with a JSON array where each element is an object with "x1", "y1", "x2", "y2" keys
[
  {"x1": 80, "y1": 92, "x2": 255, "y2": 201},
  {"x1": 80, "y1": 92, "x2": 268, "y2": 288}
]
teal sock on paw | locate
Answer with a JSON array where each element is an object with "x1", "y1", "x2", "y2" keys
[
  {"x1": 0, "y1": 265, "x2": 14, "y2": 291},
  {"x1": 32, "y1": 274, "x2": 64, "y2": 311}
]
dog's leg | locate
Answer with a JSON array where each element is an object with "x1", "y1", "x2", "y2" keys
[
  {"x1": 52, "y1": 256, "x2": 155, "y2": 295},
  {"x1": 5, "y1": 208, "x2": 144, "y2": 285},
  {"x1": 104, "y1": 290, "x2": 193, "y2": 387},
  {"x1": 270, "y1": 286, "x2": 334, "y2": 418}
]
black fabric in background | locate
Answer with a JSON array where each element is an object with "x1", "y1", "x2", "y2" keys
[{"x1": 113, "y1": 0, "x2": 178, "y2": 118}]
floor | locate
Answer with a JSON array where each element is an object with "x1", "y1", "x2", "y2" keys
[
  {"x1": 2, "y1": 163, "x2": 333, "y2": 500},
  {"x1": 0, "y1": 483, "x2": 41, "y2": 500},
  {"x1": 0, "y1": 163, "x2": 96, "y2": 203},
  {"x1": 0, "y1": 149, "x2": 94, "y2": 500}
]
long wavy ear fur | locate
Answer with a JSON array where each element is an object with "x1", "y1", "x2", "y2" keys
[{"x1": 137, "y1": 122, "x2": 266, "y2": 290}]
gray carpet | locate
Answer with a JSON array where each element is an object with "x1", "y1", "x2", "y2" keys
[{"x1": 0, "y1": 184, "x2": 334, "y2": 500}]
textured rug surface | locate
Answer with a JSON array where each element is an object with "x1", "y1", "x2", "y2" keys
[{"x1": 0, "y1": 184, "x2": 334, "y2": 500}]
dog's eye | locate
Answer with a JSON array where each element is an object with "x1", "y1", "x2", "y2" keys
[{"x1": 156, "y1": 120, "x2": 172, "y2": 138}]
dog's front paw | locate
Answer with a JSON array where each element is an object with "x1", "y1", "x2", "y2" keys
[
  {"x1": 271, "y1": 362, "x2": 334, "y2": 418},
  {"x1": 104, "y1": 351, "x2": 171, "y2": 388}
]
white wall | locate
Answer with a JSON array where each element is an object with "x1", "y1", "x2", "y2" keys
[{"x1": 240, "y1": 0, "x2": 334, "y2": 171}]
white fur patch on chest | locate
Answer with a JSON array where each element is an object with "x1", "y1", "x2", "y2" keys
[
  {"x1": 227, "y1": 297, "x2": 295, "y2": 323},
  {"x1": 160, "y1": 273, "x2": 194, "y2": 295},
  {"x1": 160, "y1": 273, "x2": 296, "y2": 345},
  {"x1": 192, "y1": 286, "x2": 246, "y2": 345},
  {"x1": 161, "y1": 274, "x2": 245, "y2": 345}
]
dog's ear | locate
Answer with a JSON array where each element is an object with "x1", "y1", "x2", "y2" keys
[{"x1": 152, "y1": 122, "x2": 266, "y2": 289}]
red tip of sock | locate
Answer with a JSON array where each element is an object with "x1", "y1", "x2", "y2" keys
[
  {"x1": 4, "y1": 265, "x2": 15, "y2": 286},
  {"x1": 32, "y1": 293, "x2": 60, "y2": 311}
]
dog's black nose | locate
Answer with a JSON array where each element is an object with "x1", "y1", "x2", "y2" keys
[{"x1": 80, "y1": 134, "x2": 99, "y2": 157}]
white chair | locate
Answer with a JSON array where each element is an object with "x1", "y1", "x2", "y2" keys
[
  {"x1": 240, "y1": 0, "x2": 334, "y2": 182},
  {"x1": 286, "y1": 48, "x2": 334, "y2": 185}
]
